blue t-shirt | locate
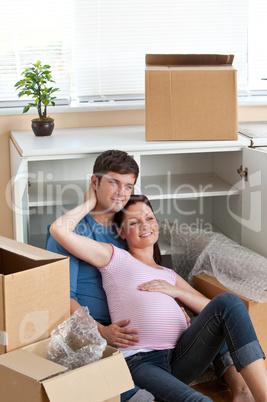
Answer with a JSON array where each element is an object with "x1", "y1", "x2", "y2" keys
[{"x1": 46, "y1": 214, "x2": 127, "y2": 325}]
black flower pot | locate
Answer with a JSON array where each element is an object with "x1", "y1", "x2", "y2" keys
[{"x1": 31, "y1": 119, "x2": 54, "y2": 137}]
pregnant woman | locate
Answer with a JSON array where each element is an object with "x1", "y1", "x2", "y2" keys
[{"x1": 50, "y1": 189, "x2": 267, "y2": 402}]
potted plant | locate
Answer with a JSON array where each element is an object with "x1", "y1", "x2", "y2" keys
[{"x1": 14, "y1": 60, "x2": 60, "y2": 136}]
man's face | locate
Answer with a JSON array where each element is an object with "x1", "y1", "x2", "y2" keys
[{"x1": 92, "y1": 171, "x2": 136, "y2": 214}]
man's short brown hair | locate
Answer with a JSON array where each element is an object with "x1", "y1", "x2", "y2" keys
[{"x1": 93, "y1": 150, "x2": 139, "y2": 183}]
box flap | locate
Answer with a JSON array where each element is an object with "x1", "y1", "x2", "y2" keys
[
  {"x1": 146, "y1": 54, "x2": 234, "y2": 66},
  {"x1": 22, "y1": 337, "x2": 51, "y2": 356},
  {"x1": 193, "y1": 274, "x2": 251, "y2": 303},
  {"x1": 0, "y1": 349, "x2": 66, "y2": 380},
  {"x1": 0, "y1": 235, "x2": 67, "y2": 262},
  {"x1": 42, "y1": 352, "x2": 134, "y2": 402}
]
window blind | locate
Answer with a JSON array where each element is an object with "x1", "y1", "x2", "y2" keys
[
  {"x1": 0, "y1": 0, "x2": 73, "y2": 105},
  {"x1": 0, "y1": 0, "x2": 266, "y2": 105},
  {"x1": 248, "y1": 0, "x2": 267, "y2": 92},
  {"x1": 73, "y1": 0, "x2": 250, "y2": 100}
]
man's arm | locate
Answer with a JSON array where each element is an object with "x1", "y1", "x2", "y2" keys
[{"x1": 70, "y1": 298, "x2": 82, "y2": 314}]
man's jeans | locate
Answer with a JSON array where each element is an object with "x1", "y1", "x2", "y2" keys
[{"x1": 126, "y1": 293, "x2": 265, "y2": 401}]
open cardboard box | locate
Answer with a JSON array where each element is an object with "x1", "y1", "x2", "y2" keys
[
  {"x1": 0, "y1": 236, "x2": 70, "y2": 354},
  {"x1": 194, "y1": 273, "x2": 267, "y2": 366},
  {"x1": 0, "y1": 338, "x2": 134, "y2": 402},
  {"x1": 145, "y1": 54, "x2": 238, "y2": 141}
]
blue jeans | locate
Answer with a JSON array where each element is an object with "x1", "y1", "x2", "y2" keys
[
  {"x1": 121, "y1": 385, "x2": 140, "y2": 402},
  {"x1": 126, "y1": 293, "x2": 265, "y2": 402}
]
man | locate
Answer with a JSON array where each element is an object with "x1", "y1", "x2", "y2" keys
[{"x1": 47, "y1": 150, "x2": 154, "y2": 402}]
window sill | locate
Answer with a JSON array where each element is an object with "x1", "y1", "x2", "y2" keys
[
  {"x1": 1, "y1": 96, "x2": 267, "y2": 117},
  {"x1": 238, "y1": 95, "x2": 267, "y2": 107},
  {"x1": 0, "y1": 99, "x2": 145, "y2": 116}
]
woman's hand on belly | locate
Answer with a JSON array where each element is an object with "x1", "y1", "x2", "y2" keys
[{"x1": 138, "y1": 279, "x2": 178, "y2": 298}]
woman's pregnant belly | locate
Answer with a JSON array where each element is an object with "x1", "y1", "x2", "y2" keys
[{"x1": 109, "y1": 288, "x2": 188, "y2": 350}]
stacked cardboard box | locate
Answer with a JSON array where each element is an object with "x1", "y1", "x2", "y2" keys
[
  {"x1": 145, "y1": 54, "x2": 238, "y2": 141},
  {"x1": 0, "y1": 235, "x2": 70, "y2": 354},
  {"x1": 0, "y1": 236, "x2": 134, "y2": 401}
]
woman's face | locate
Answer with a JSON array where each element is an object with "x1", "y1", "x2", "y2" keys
[{"x1": 119, "y1": 201, "x2": 159, "y2": 249}]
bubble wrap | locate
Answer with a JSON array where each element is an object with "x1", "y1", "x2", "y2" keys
[
  {"x1": 159, "y1": 220, "x2": 267, "y2": 303},
  {"x1": 47, "y1": 306, "x2": 107, "y2": 370}
]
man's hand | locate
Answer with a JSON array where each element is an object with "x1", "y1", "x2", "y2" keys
[
  {"x1": 98, "y1": 319, "x2": 139, "y2": 348},
  {"x1": 180, "y1": 307, "x2": 191, "y2": 328}
]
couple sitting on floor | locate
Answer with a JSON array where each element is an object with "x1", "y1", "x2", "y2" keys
[{"x1": 48, "y1": 150, "x2": 267, "y2": 402}]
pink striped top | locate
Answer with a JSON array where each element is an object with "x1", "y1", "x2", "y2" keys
[{"x1": 100, "y1": 245, "x2": 188, "y2": 352}]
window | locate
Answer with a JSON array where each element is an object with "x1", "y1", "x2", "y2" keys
[
  {"x1": 1, "y1": 0, "x2": 267, "y2": 106},
  {"x1": 0, "y1": 0, "x2": 73, "y2": 106},
  {"x1": 248, "y1": 0, "x2": 267, "y2": 93}
]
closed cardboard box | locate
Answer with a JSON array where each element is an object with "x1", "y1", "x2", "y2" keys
[
  {"x1": 0, "y1": 236, "x2": 70, "y2": 354},
  {"x1": 194, "y1": 273, "x2": 267, "y2": 366},
  {"x1": 145, "y1": 54, "x2": 238, "y2": 141},
  {"x1": 0, "y1": 338, "x2": 134, "y2": 402}
]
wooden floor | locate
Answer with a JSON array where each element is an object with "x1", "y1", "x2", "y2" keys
[{"x1": 191, "y1": 380, "x2": 232, "y2": 401}]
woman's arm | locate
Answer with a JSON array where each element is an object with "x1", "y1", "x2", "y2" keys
[
  {"x1": 174, "y1": 274, "x2": 210, "y2": 314},
  {"x1": 50, "y1": 187, "x2": 113, "y2": 268},
  {"x1": 139, "y1": 274, "x2": 210, "y2": 315}
]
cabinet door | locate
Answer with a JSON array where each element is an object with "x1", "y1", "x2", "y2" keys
[
  {"x1": 241, "y1": 147, "x2": 267, "y2": 258},
  {"x1": 9, "y1": 141, "x2": 29, "y2": 243}
]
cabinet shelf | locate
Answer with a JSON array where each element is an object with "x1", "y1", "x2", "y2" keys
[
  {"x1": 28, "y1": 172, "x2": 238, "y2": 207},
  {"x1": 28, "y1": 180, "x2": 88, "y2": 207},
  {"x1": 141, "y1": 172, "x2": 239, "y2": 200}
]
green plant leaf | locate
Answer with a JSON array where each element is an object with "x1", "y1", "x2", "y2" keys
[
  {"x1": 14, "y1": 60, "x2": 59, "y2": 112},
  {"x1": 23, "y1": 105, "x2": 30, "y2": 113}
]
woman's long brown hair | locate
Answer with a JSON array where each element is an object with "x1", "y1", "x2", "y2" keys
[{"x1": 114, "y1": 194, "x2": 162, "y2": 265}]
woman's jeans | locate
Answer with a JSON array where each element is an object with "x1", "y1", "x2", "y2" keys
[{"x1": 126, "y1": 293, "x2": 265, "y2": 402}]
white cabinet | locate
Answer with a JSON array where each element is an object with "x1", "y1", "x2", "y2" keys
[
  {"x1": 241, "y1": 147, "x2": 267, "y2": 256},
  {"x1": 9, "y1": 125, "x2": 267, "y2": 260}
]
